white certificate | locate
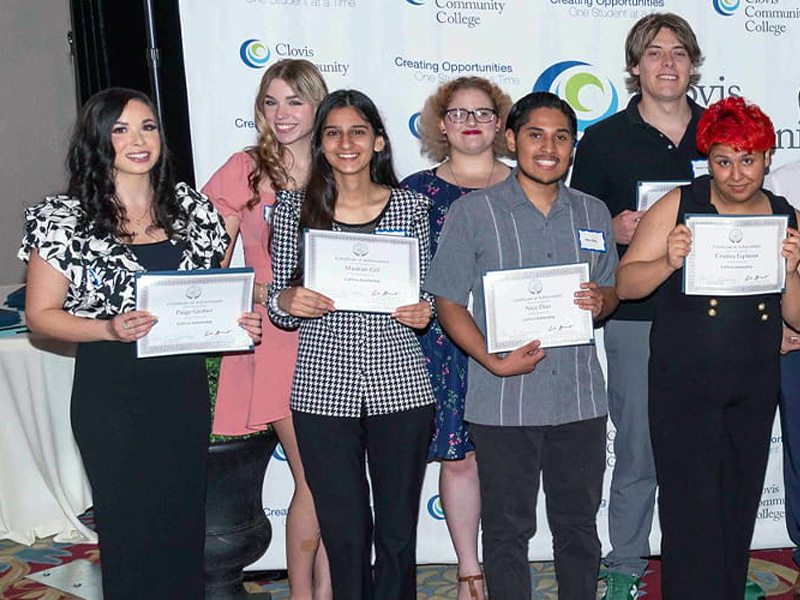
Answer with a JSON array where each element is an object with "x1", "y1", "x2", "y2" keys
[
  {"x1": 135, "y1": 268, "x2": 255, "y2": 358},
  {"x1": 636, "y1": 180, "x2": 690, "y2": 212},
  {"x1": 304, "y1": 229, "x2": 419, "y2": 313},
  {"x1": 684, "y1": 214, "x2": 788, "y2": 296},
  {"x1": 483, "y1": 263, "x2": 594, "y2": 353}
]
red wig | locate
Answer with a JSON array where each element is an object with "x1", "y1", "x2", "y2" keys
[{"x1": 696, "y1": 96, "x2": 775, "y2": 155}]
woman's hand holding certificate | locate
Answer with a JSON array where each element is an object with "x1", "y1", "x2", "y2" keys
[
  {"x1": 135, "y1": 268, "x2": 256, "y2": 358},
  {"x1": 303, "y1": 229, "x2": 420, "y2": 313},
  {"x1": 683, "y1": 215, "x2": 789, "y2": 296}
]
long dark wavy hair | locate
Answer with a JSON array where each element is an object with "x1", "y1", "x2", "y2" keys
[
  {"x1": 300, "y1": 89, "x2": 399, "y2": 233},
  {"x1": 67, "y1": 87, "x2": 180, "y2": 239}
]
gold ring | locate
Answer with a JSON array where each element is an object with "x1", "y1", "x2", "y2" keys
[{"x1": 122, "y1": 323, "x2": 131, "y2": 330}]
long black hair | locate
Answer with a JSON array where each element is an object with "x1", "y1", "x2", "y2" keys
[
  {"x1": 66, "y1": 87, "x2": 180, "y2": 239},
  {"x1": 300, "y1": 89, "x2": 399, "y2": 232}
]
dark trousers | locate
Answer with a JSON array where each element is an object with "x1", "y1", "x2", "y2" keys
[
  {"x1": 471, "y1": 417, "x2": 606, "y2": 600},
  {"x1": 293, "y1": 404, "x2": 434, "y2": 600},
  {"x1": 781, "y1": 350, "x2": 800, "y2": 565},
  {"x1": 650, "y1": 355, "x2": 778, "y2": 600}
]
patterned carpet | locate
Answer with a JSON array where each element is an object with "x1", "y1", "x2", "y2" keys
[{"x1": 2, "y1": 513, "x2": 799, "y2": 599}]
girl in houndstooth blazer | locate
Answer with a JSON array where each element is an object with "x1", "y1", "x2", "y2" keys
[{"x1": 268, "y1": 89, "x2": 435, "y2": 600}]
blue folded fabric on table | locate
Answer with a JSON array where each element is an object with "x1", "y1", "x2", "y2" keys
[
  {"x1": 4, "y1": 285, "x2": 25, "y2": 310},
  {"x1": 0, "y1": 309, "x2": 21, "y2": 327}
]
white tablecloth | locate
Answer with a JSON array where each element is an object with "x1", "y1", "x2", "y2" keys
[{"x1": 0, "y1": 286, "x2": 95, "y2": 545}]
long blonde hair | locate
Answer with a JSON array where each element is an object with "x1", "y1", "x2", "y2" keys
[{"x1": 245, "y1": 59, "x2": 328, "y2": 209}]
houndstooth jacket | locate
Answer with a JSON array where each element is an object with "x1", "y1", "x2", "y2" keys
[{"x1": 268, "y1": 188, "x2": 435, "y2": 418}]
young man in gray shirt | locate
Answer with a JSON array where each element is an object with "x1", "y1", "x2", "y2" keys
[{"x1": 425, "y1": 91, "x2": 618, "y2": 600}]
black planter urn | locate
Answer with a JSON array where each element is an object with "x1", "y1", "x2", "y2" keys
[{"x1": 204, "y1": 431, "x2": 279, "y2": 599}]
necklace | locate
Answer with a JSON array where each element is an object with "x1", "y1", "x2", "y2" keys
[
  {"x1": 447, "y1": 160, "x2": 496, "y2": 190},
  {"x1": 127, "y1": 205, "x2": 152, "y2": 227}
]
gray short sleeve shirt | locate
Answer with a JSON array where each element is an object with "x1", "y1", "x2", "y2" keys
[{"x1": 424, "y1": 174, "x2": 618, "y2": 427}]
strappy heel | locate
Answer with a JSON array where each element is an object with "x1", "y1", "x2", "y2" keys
[{"x1": 457, "y1": 573, "x2": 485, "y2": 600}]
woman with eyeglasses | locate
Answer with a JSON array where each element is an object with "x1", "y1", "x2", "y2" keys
[{"x1": 401, "y1": 77, "x2": 511, "y2": 600}]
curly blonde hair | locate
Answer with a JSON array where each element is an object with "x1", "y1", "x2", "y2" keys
[
  {"x1": 417, "y1": 77, "x2": 513, "y2": 163},
  {"x1": 244, "y1": 59, "x2": 328, "y2": 209}
]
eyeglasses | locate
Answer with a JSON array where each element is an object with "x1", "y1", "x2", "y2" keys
[{"x1": 444, "y1": 108, "x2": 497, "y2": 124}]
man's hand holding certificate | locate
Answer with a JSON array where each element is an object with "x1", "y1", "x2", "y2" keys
[
  {"x1": 684, "y1": 215, "x2": 788, "y2": 296},
  {"x1": 135, "y1": 268, "x2": 256, "y2": 358},
  {"x1": 483, "y1": 263, "x2": 595, "y2": 353}
]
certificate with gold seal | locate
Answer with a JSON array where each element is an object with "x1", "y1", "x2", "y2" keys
[
  {"x1": 483, "y1": 263, "x2": 593, "y2": 353},
  {"x1": 303, "y1": 229, "x2": 419, "y2": 313},
  {"x1": 684, "y1": 214, "x2": 788, "y2": 296},
  {"x1": 135, "y1": 268, "x2": 255, "y2": 358}
]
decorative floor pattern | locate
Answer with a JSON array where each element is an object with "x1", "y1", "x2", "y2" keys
[{"x1": 2, "y1": 515, "x2": 799, "y2": 600}]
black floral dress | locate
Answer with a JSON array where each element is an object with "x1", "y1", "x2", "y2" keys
[{"x1": 19, "y1": 184, "x2": 228, "y2": 599}]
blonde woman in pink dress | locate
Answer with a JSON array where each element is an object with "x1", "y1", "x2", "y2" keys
[{"x1": 202, "y1": 59, "x2": 331, "y2": 600}]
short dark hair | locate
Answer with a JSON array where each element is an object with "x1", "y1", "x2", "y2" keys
[{"x1": 506, "y1": 92, "x2": 577, "y2": 140}]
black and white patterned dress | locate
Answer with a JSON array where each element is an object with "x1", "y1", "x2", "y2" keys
[
  {"x1": 19, "y1": 184, "x2": 228, "y2": 600},
  {"x1": 268, "y1": 187, "x2": 435, "y2": 418}
]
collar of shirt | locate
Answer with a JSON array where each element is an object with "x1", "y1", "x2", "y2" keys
[
  {"x1": 624, "y1": 94, "x2": 705, "y2": 148},
  {"x1": 494, "y1": 171, "x2": 573, "y2": 218}
]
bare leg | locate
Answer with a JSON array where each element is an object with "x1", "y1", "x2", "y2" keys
[
  {"x1": 439, "y1": 452, "x2": 485, "y2": 600},
  {"x1": 273, "y1": 415, "x2": 333, "y2": 600}
]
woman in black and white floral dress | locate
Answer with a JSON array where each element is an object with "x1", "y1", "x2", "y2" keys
[{"x1": 19, "y1": 88, "x2": 261, "y2": 600}]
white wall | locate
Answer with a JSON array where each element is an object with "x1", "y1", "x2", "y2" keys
[{"x1": 0, "y1": 0, "x2": 76, "y2": 284}]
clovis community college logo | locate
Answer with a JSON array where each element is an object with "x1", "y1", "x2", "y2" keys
[
  {"x1": 713, "y1": 0, "x2": 740, "y2": 17},
  {"x1": 533, "y1": 61, "x2": 618, "y2": 132},
  {"x1": 273, "y1": 443, "x2": 287, "y2": 462},
  {"x1": 408, "y1": 112, "x2": 421, "y2": 139},
  {"x1": 405, "y1": 0, "x2": 426, "y2": 5},
  {"x1": 240, "y1": 39, "x2": 271, "y2": 69},
  {"x1": 427, "y1": 494, "x2": 445, "y2": 520}
]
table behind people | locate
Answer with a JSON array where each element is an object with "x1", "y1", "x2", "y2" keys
[{"x1": 0, "y1": 284, "x2": 94, "y2": 546}]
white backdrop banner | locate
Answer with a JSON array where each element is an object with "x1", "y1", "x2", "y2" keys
[{"x1": 178, "y1": 0, "x2": 800, "y2": 568}]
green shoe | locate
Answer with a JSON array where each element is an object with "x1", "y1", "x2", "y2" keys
[
  {"x1": 744, "y1": 580, "x2": 766, "y2": 600},
  {"x1": 599, "y1": 571, "x2": 640, "y2": 600}
]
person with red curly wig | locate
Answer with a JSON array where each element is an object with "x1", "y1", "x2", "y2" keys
[{"x1": 616, "y1": 96, "x2": 800, "y2": 600}]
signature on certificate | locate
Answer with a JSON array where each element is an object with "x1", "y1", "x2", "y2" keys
[
  {"x1": 204, "y1": 329, "x2": 233, "y2": 338},
  {"x1": 548, "y1": 322, "x2": 575, "y2": 333}
]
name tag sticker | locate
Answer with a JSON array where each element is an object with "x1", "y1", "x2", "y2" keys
[
  {"x1": 578, "y1": 229, "x2": 607, "y2": 253},
  {"x1": 692, "y1": 159, "x2": 709, "y2": 179},
  {"x1": 375, "y1": 228, "x2": 408, "y2": 237},
  {"x1": 263, "y1": 204, "x2": 274, "y2": 223}
]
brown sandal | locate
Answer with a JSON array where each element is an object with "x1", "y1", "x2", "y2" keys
[{"x1": 457, "y1": 573, "x2": 485, "y2": 600}]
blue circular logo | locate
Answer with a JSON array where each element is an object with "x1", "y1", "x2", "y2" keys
[
  {"x1": 408, "y1": 112, "x2": 421, "y2": 139},
  {"x1": 427, "y1": 494, "x2": 445, "y2": 520},
  {"x1": 272, "y1": 443, "x2": 287, "y2": 462},
  {"x1": 533, "y1": 61, "x2": 619, "y2": 132},
  {"x1": 713, "y1": 0, "x2": 740, "y2": 16},
  {"x1": 240, "y1": 39, "x2": 271, "y2": 69},
  {"x1": 406, "y1": 0, "x2": 425, "y2": 5}
]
